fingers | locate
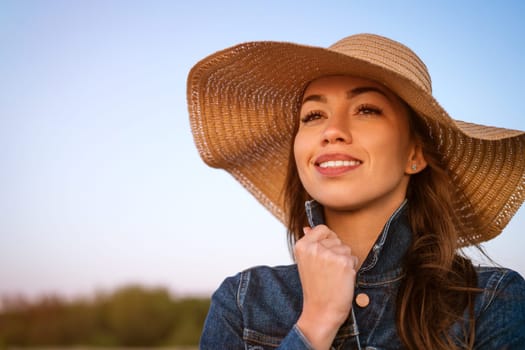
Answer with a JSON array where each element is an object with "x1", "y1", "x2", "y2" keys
[
  {"x1": 297, "y1": 225, "x2": 357, "y2": 266},
  {"x1": 320, "y1": 237, "x2": 343, "y2": 250},
  {"x1": 302, "y1": 225, "x2": 345, "y2": 250},
  {"x1": 302, "y1": 225, "x2": 338, "y2": 242}
]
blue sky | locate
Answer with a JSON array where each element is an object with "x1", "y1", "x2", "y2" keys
[{"x1": 1, "y1": 0, "x2": 524, "y2": 299}]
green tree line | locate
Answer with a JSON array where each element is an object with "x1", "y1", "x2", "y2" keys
[{"x1": 0, "y1": 285, "x2": 210, "y2": 347}]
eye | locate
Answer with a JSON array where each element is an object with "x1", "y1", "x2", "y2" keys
[
  {"x1": 300, "y1": 110, "x2": 325, "y2": 123},
  {"x1": 356, "y1": 104, "x2": 383, "y2": 116}
]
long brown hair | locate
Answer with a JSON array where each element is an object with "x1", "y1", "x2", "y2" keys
[{"x1": 283, "y1": 104, "x2": 479, "y2": 349}]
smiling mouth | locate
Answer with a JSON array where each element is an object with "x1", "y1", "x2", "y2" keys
[{"x1": 318, "y1": 160, "x2": 362, "y2": 168}]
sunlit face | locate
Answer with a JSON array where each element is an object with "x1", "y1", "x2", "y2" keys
[{"x1": 294, "y1": 75, "x2": 423, "y2": 213}]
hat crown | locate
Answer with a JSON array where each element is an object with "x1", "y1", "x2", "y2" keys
[{"x1": 328, "y1": 34, "x2": 432, "y2": 94}]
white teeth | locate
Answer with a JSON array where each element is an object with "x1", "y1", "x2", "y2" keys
[{"x1": 319, "y1": 160, "x2": 361, "y2": 168}]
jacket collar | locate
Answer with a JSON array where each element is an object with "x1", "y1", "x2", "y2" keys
[{"x1": 305, "y1": 199, "x2": 411, "y2": 285}]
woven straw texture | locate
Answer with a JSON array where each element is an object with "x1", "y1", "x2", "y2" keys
[{"x1": 187, "y1": 33, "x2": 525, "y2": 245}]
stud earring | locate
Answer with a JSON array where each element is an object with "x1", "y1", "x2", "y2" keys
[{"x1": 411, "y1": 164, "x2": 417, "y2": 171}]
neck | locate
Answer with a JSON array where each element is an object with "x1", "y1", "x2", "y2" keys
[{"x1": 324, "y1": 198, "x2": 406, "y2": 269}]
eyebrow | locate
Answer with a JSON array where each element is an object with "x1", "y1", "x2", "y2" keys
[
  {"x1": 347, "y1": 86, "x2": 390, "y2": 100},
  {"x1": 301, "y1": 86, "x2": 391, "y2": 104},
  {"x1": 302, "y1": 94, "x2": 327, "y2": 104}
]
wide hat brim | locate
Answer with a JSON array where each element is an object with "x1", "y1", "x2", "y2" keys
[{"x1": 187, "y1": 34, "x2": 525, "y2": 245}]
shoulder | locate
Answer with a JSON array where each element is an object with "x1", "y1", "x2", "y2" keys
[
  {"x1": 214, "y1": 264, "x2": 300, "y2": 305},
  {"x1": 213, "y1": 265, "x2": 302, "y2": 321},
  {"x1": 240, "y1": 264, "x2": 300, "y2": 288},
  {"x1": 473, "y1": 266, "x2": 525, "y2": 347},
  {"x1": 475, "y1": 266, "x2": 525, "y2": 309},
  {"x1": 220, "y1": 264, "x2": 299, "y2": 286}
]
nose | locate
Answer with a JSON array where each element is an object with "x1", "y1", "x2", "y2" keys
[{"x1": 322, "y1": 114, "x2": 352, "y2": 145}]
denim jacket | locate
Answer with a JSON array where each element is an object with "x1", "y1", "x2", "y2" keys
[{"x1": 200, "y1": 201, "x2": 525, "y2": 349}]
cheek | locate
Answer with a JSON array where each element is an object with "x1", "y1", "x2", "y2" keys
[
  {"x1": 293, "y1": 132, "x2": 307, "y2": 164},
  {"x1": 293, "y1": 133, "x2": 310, "y2": 180},
  {"x1": 366, "y1": 128, "x2": 411, "y2": 169}
]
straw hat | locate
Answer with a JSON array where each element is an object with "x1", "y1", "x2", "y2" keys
[{"x1": 187, "y1": 33, "x2": 525, "y2": 245}]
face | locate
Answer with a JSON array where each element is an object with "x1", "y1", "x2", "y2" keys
[{"x1": 294, "y1": 75, "x2": 425, "y2": 213}]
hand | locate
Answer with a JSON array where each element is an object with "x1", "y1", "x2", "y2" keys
[{"x1": 294, "y1": 225, "x2": 358, "y2": 350}]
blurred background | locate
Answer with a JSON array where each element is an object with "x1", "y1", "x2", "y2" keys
[{"x1": 1, "y1": 0, "x2": 524, "y2": 347}]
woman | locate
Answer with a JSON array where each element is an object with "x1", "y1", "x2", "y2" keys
[{"x1": 187, "y1": 34, "x2": 525, "y2": 349}]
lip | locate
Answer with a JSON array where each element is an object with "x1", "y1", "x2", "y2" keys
[{"x1": 314, "y1": 153, "x2": 362, "y2": 177}]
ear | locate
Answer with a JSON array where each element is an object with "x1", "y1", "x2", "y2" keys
[{"x1": 405, "y1": 143, "x2": 427, "y2": 174}]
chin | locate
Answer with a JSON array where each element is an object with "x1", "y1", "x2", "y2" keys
[{"x1": 313, "y1": 196, "x2": 362, "y2": 212}]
